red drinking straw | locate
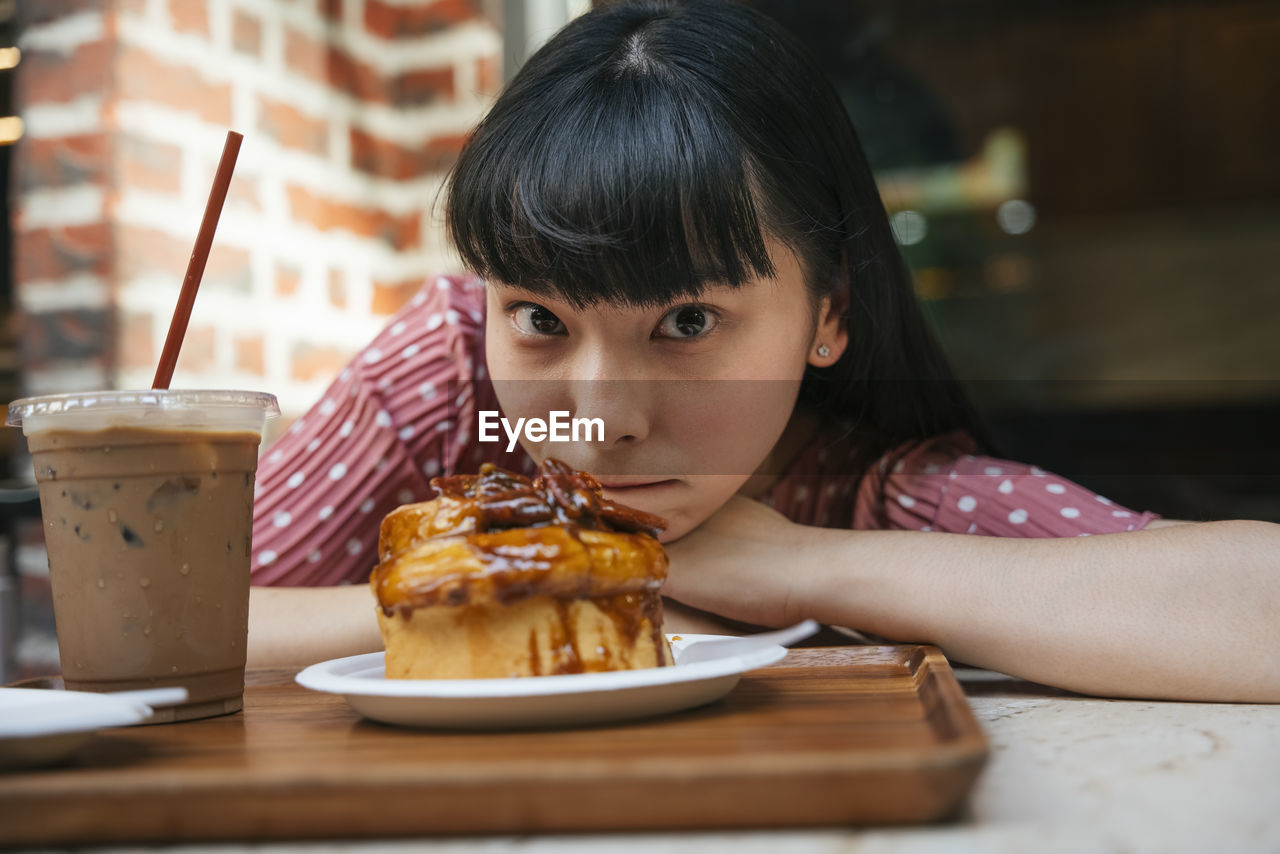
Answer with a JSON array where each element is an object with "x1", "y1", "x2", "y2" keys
[{"x1": 151, "y1": 130, "x2": 244, "y2": 390}]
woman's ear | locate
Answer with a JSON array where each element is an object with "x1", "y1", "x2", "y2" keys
[{"x1": 808, "y1": 263, "x2": 850, "y2": 368}]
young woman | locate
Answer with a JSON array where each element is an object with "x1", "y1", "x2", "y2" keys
[{"x1": 247, "y1": 0, "x2": 1279, "y2": 702}]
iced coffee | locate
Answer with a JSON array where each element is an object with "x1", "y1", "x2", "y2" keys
[{"x1": 6, "y1": 390, "x2": 278, "y2": 722}]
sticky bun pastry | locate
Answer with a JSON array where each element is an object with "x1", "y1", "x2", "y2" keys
[{"x1": 371, "y1": 458, "x2": 673, "y2": 678}]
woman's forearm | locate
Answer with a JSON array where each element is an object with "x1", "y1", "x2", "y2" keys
[
  {"x1": 247, "y1": 585, "x2": 384, "y2": 668},
  {"x1": 801, "y1": 520, "x2": 1280, "y2": 702}
]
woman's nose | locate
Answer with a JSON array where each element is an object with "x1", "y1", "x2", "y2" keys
[
  {"x1": 565, "y1": 351, "x2": 654, "y2": 446},
  {"x1": 565, "y1": 380, "x2": 653, "y2": 446}
]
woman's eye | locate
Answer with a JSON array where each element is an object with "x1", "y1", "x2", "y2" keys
[
  {"x1": 511, "y1": 303, "x2": 566, "y2": 336},
  {"x1": 656, "y1": 305, "x2": 717, "y2": 339}
]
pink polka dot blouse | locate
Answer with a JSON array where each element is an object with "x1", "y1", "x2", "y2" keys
[{"x1": 249, "y1": 274, "x2": 1160, "y2": 586}]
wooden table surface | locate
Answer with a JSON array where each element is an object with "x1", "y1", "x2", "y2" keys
[{"x1": 0, "y1": 645, "x2": 987, "y2": 846}]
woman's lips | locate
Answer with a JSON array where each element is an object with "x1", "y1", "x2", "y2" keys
[{"x1": 599, "y1": 478, "x2": 679, "y2": 491}]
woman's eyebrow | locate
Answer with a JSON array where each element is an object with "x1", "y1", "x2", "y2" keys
[{"x1": 682, "y1": 279, "x2": 757, "y2": 297}]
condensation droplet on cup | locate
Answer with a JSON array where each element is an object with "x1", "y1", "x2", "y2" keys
[
  {"x1": 154, "y1": 519, "x2": 164, "y2": 532},
  {"x1": 139, "y1": 577, "x2": 151, "y2": 588},
  {"x1": 216, "y1": 602, "x2": 222, "y2": 610},
  {"x1": 180, "y1": 562, "x2": 191, "y2": 575},
  {"x1": 143, "y1": 626, "x2": 151, "y2": 637},
  {"x1": 97, "y1": 578, "x2": 105, "y2": 589},
  {"x1": 108, "y1": 510, "x2": 118, "y2": 523},
  {"x1": 103, "y1": 446, "x2": 112, "y2": 454},
  {"x1": 171, "y1": 665, "x2": 178, "y2": 672}
]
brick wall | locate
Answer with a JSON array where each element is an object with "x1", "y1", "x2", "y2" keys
[
  {"x1": 15, "y1": 0, "x2": 501, "y2": 428},
  {"x1": 10, "y1": 0, "x2": 501, "y2": 678}
]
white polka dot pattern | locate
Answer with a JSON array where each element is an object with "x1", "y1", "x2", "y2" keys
[
  {"x1": 844, "y1": 433, "x2": 1161, "y2": 538},
  {"x1": 249, "y1": 274, "x2": 533, "y2": 586}
]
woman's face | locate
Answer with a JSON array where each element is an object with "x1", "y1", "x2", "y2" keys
[{"x1": 484, "y1": 243, "x2": 845, "y2": 541}]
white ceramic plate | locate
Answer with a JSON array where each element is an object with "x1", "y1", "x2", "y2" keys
[
  {"x1": 0, "y1": 686, "x2": 186, "y2": 769},
  {"x1": 295, "y1": 634, "x2": 789, "y2": 729}
]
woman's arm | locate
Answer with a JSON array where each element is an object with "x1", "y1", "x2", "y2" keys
[
  {"x1": 247, "y1": 585, "x2": 383, "y2": 668},
  {"x1": 662, "y1": 497, "x2": 1280, "y2": 702},
  {"x1": 244, "y1": 590, "x2": 748, "y2": 670},
  {"x1": 243, "y1": 582, "x2": 743, "y2": 669}
]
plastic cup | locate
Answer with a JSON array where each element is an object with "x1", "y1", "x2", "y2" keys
[{"x1": 6, "y1": 390, "x2": 279, "y2": 722}]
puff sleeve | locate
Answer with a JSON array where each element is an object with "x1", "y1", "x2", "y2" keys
[
  {"x1": 250, "y1": 274, "x2": 487, "y2": 586},
  {"x1": 853, "y1": 433, "x2": 1161, "y2": 537}
]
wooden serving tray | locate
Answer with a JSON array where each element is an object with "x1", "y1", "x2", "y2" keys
[{"x1": 0, "y1": 646, "x2": 987, "y2": 845}]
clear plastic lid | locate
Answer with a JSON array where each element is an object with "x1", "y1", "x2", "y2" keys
[{"x1": 6, "y1": 389, "x2": 281, "y2": 435}]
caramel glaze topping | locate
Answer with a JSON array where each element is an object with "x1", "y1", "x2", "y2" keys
[
  {"x1": 527, "y1": 591, "x2": 668, "y2": 676},
  {"x1": 424, "y1": 458, "x2": 665, "y2": 539},
  {"x1": 374, "y1": 526, "x2": 668, "y2": 614},
  {"x1": 376, "y1": 459, "x2": 668, "y2": 562},
  {"x1": 372, "y1": 460, "x2": 671, "y2": 648}
]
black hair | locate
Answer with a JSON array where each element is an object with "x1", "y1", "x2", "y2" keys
[{"x1": 446, "y1": 0, "x2": 995, "y2": 505}]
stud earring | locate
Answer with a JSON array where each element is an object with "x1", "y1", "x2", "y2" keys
[{"x1": 816, "y1": 344, "x2": 830, "y2": 358}]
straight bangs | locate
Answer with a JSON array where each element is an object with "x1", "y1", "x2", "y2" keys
[{"x1": 446, "y1": 44, "x2": 776, "y2": 309}]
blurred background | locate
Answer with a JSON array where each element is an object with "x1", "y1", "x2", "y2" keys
[
  {"x1": 1, "y1": 0, "x2": 1278, "y2": 680},
  {"x1": 751, "y1": 0, "x2": 1280, "y2": 524}
]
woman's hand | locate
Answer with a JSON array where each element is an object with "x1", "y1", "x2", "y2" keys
[{"x1": 661, "y1": 494, "x2": 816, "y2": 628}]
